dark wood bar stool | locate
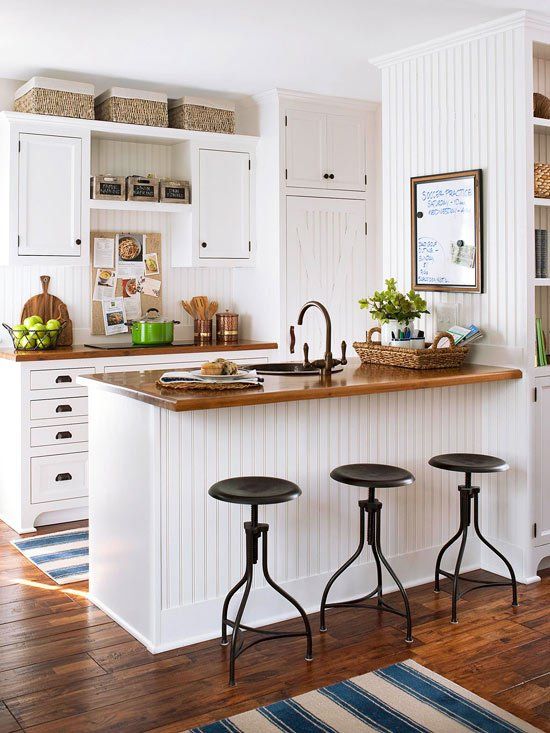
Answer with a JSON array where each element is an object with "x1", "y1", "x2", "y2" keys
[
  {"x1": 429, "y1": 453, "x2": 518, "y2": 623},
  {"x1": 208, "y1": 476, "x2": 313, "y2": 686},
  {"x1": 319, "y1": 463, "x2": 414, "y2": 642}
]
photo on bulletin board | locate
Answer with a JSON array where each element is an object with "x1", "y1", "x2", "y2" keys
[{"x1": 411, "y1": 169, "x2": 483, "y2": 293}]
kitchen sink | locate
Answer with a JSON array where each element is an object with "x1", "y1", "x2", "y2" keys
[{"x1": 245, "y1": 362, "x2": 342, "y2": 376}]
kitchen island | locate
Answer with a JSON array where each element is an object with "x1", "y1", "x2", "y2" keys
[{"x1": 79, "y1": 361, "x2": 522, "y2": 653}]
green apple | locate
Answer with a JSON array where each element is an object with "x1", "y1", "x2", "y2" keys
[
  {"x1": 12, "y1": 324, "x2": 27, "y2": 348},
  {"x1": 46, "y1": 319, "x2": 61, "y2": 331},
  {"x1": 28, "y1": 324, "x2": 47, "y2": 336},
  {"x1": 37, "y1": 335, "x2": 51, "y2": 349},
  {"x1": 18, "y1": 334, "x2": 36, "y2": 350},
  {"x1": 23, "y1": 315, "x2": 43, "y2": 329}
]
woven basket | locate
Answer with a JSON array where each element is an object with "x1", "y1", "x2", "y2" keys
[
  {"x1": 95, "y1": 97, "x2": 168, "y2": 127},
  {"x1": 535, "y1": 163, "x2": 550, "y2": 198},
  {"x1": 353, "y1": 328, "x2": 469, "y2": 370},
  {"x1": 14, "y1": 88, "x2": 94, "y2": 119},
  {"x1": 534, "y1": 92, "x2": 550, "y2": 119},
  {"x1": 168, "y1": 103, "x2": 235, "y2": 134},
  {"x1": 157, "y1": 380, "x2": 260, "y2": 391}
]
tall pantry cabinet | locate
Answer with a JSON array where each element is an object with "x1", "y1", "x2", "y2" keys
[{"x1": 235, "y1": 90, "x2": 380, "y2": 357}]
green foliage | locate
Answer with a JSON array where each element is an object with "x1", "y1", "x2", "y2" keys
[{"x1": 359, "y1": 278, "x2": 429, "y2": 324}]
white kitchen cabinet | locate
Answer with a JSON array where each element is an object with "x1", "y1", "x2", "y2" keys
[
  {"x1": 534, "y1": 378, "x2": 550, "y2": 547},
  {"x1": 285, "y1": 196, "x2": 368, "y2": 356},
  {"x1": 285, "y1": 108, "x2": 366, "y2": 191},
  {"x1": 18, "y1": 133, "x2": 82, "y2": 257},
  {"x1": 198, "y1": 149, "x2": 250, "y2": 260}
]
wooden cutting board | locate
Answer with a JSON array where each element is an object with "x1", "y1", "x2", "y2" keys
[{"x1": 21, "y1": 276, "x2": 73, "y2": 346}]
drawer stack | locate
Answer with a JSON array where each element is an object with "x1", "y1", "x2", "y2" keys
[{"x1": 28, "y1": 366, "x2": 94, "y2": 507}]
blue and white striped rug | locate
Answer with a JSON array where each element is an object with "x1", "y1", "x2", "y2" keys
[
  {"x1": 11, "y1": 528, "x2": 89, "y2": 585},
  {"x1": 188, "y1": 660, "x2": 542, "y2": 732}
]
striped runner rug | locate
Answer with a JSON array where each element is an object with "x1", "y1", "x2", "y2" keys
[
  {"x1": 11, "y1": 528, "x2": 89, "y2": 585},
  {"x1": 188, "y1": 660, "x2": 542, "y2": 732}
]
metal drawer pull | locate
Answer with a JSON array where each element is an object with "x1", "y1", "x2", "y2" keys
[
  {"x1": 55, "y1": 375, "x2": 72, "y2": 383},
  {"x1": 55, "y1": 473, "x2": 72, "y2": 482},
  {"x1": 55, "y1": 404, "x2": 72, "y2": 413},
  {"x1": 55, "y1": 431, "x2": 72, "y2": 440}
]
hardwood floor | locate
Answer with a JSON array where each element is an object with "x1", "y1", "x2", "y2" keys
[{"x1": 0, "y1": 518, "x2": 548, "y2": 732}]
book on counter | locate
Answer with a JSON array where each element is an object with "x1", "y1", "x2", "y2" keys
[
  {"x1": 535, "y1": 229, "x2": 548, "y2": 279},
  {"x1": 446, "y1": 324, "x2": 483, "y2": 346}
]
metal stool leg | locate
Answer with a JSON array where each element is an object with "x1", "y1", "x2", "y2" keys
[
  {"x1": 434, "y1": 526, "x2": 463, "y2": 592},
  {"x1": 228, "y1": 519, "x2": 255, "y2": 686},
  {"x1": 319, "y1": 501, "x2": 366, "y2": 632},
  {"x1": 473, "y1": 491, "x2": 518, "y2": 607}
]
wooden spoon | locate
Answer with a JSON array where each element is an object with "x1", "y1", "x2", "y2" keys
[
  {"x1": 191, "y1": 296, "x2": 208, "y2": 320},
  {"x1": 206, "y1": 301, "x2": 218, "y2": 319},
  {"x1": 181, "y1": 300, "x2": 195, "y2": 319}
]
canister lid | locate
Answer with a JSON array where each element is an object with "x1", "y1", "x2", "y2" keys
[{"x1": 216, "y1": 310, "x2": 238, "y2": 318}]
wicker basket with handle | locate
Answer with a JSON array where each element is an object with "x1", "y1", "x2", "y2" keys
[
  {"x1": 535, "y1": 163, "x2": 550, "y2": 199},
  {"x1": 353, "y1": 328, "x2": 469, "y2": 370}
]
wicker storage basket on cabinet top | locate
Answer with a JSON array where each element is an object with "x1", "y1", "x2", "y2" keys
[
  {"x1": 14, "y1": 77, "x2": 95, "y2": 119},
  {"x1": 534, "y1": 92, "x2": 550, "y2": 119},
  {"x1": 168, "y1": 96, "x2": 235, "y2": 133},
  {"x1": 535, "y1": 163, "x2": 550, "y2": 199},
  {"x1": 95, "y1": 87, "x2": 168, "y2": 127}
]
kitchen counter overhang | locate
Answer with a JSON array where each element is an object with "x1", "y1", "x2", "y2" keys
[{"x1": 78, "y1": 360, "x2": 522, "y2": 411}]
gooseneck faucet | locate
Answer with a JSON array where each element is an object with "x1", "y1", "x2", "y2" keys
[{"x1": 290, "y1": 301, "x2": 347, "y2": 375}]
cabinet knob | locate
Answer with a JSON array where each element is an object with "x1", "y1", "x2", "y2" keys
[
  {"x1": 323, "y1": 174, "x2": 329, "y2": 179},
  {"x1": 75, "y1": 238, "x2": 81, "y2": 245},
  {"x1": 329, "y1": 174, "x2": 335, "y2": 180},
  {"x1": 201, "y1": 242, "x2": 207, "y2": 248}
]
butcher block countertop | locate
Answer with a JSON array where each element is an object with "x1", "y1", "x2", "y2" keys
[
  {"x1": 0, "y1": 339, "x2": 278, "y2": 362},
  {"x1": 78, "y1": 360, "x2": 522, "y2": 412}
]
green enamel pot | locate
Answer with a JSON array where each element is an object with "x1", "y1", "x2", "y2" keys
[{"x1": 129, "y1": 308, "x2": 180, "y2": 345}]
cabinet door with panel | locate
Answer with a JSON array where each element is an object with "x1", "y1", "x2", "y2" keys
[
  {"x1": 18, "y1": 133, "x2": 83, "y2": 257},
  {"x1": 285, "y1": 196, "x2": 368, "y2": 357},
  {"x1": 534, "y1": 378, "x2": 550, "y2": 546},
  {"x1": 285, "y1": 109, "x2": 326, "y2": 188},
  {"x1": 326, "y1": 114, "x2": 366, "y2": 191},
  {"x1": 198, "y1": 149, "x2": 250, "y2": 260}
]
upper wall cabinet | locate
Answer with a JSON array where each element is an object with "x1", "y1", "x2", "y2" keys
[
  {"x1": 18, "y1": 133, "x2": 83, "y2": 258},
  {"x1": 285, "y1": 108, "x2": 366, "y2": 191}
]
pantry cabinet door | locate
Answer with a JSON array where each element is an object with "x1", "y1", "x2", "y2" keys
[
  {"x1": 18, "y1": 133, "x2": 82, "y2": 257},
  {"x1": 534, "y1": 378, "x2": 550, "y2": 546},
  {"x1": 326, "y1": 114, "x2": 366, "y2": 191},
  {"x1": 285, "y1": 109, "x2": 327, "y2": 189},
  {"x1": 286, "y1": 196, "x2": 368, "y2": 357},
  {"x1": 198, "y1": 149, "x2": 250, "y2": 260}
]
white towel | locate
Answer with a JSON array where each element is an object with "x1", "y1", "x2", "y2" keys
[{"x1": 158, "y1": 369, "x2": 261, "y2": 385}]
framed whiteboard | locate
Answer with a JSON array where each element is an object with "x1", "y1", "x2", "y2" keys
[{"x1": 411, "y1": 169, "x2": 482, "y2": 293}]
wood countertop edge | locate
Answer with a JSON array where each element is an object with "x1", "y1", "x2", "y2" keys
[
  {"x1": 0, "y1": 341, "x2": 278, "y2": 362},
  {"x1": 80, "y1": 364, "x2": 523, "y2": 412}
]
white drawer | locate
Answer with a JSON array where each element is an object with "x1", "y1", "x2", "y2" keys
[
  {"x1": 30, "y1": 366, "x2": 96, "y2": 391},
  {"x1": 104, "y1": 361, "x2": 201, "y2": 373},
  {"x1": 30, "y1": 396, "x2": 88, "y2": 421},
  {"x1": 30, "y1": 423, "x2": 88, "y2": 448},
  {"x1": 31, "y1": 452, "x2": 88, "y2": 504}
]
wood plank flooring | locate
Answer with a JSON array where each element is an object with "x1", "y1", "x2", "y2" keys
[{"x1": 0, "y1": 518, "x2": 548, "y2": 732}]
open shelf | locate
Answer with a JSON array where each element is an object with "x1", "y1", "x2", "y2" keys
[
  {"x1": 89, "y1": 199, "x2": 192, "y2": 214},
  {"x1": 535, "y1": 278, "x2": 550, "y2": 286},
  {"x1": 535, "y1": 197, "x2": 550, "y2": 207},
  {"x1": 534, "y1": 116, "x2": 550, "y2": 134}
]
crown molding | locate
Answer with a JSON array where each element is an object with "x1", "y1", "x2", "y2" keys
[
  {"x1": 238, "y1": 87, "x2": 379, "y2": 111},
  {"x1": 369, "y1": 10, "x2": 539, "y2": 69}
]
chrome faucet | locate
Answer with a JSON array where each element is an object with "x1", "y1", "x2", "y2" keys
[{"x1": 290, "y1": 301, "x2": 347, "y2": 375}]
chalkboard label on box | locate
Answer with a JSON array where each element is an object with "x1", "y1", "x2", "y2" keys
[
  {"x1": 159, "y1": 179, "x2": 190, "y2": 204},
  {"x1": 165, "y1": 187, "x2": 185, "y2": 199},
  {"x1": 133, "y1": 185, "x2": 155, "y2": 198},
  {"x1": 127, "y1": 176, "x2": 160, "y2": 202},
  {"x1": 99, "y1": 181, "x2": 123, "y2": 197}
]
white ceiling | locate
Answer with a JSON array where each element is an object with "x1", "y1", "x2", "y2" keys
[{"x1": 0, "y1": 0, "x2": 547, "y2": 102}]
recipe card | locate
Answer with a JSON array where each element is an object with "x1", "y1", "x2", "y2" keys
[{"x1": 102, "y1": 298, "x2": 128, "y2": 335}]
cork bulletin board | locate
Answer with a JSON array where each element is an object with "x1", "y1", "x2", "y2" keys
[{"x1": 90, "y1": 231, "x2": 163, "y2": 336}]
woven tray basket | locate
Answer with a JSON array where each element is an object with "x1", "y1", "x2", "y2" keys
[
  {"x1": 14, "y1": 89, "x2": 94, "y2": 119},
  {"x1": 168, "y1": 103, "x2": 235, "y2": 134},
  {"x1": 95, "y1": 97, "x2": 168, "y2": 127},
  {"x1": 157, "y1": 380, "x2": 261, "y2": 391},
  {"x1": 534, "y1": 92, "x2": 550, "y2": 119},
  {"x1": 535, "y1": 163, "x2": 550, "y2": 199},
  {"x1": 353, "y1": 328, "x2": 469, "y2": 370}
]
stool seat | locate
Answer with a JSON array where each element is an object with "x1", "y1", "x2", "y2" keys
[
  {"x1": 429, "y1": 453, "x2": 508, "y2": 474},
  {"x1": 208, "y1": 476, "x2": 301, "y2": 506},
  {"x1": 330, "y1": 463, "x2": 415, "y2": 488}
]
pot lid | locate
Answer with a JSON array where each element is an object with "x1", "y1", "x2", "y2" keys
[{"x1": 136, "y1": 307, "x2": 172, "y2": 323}]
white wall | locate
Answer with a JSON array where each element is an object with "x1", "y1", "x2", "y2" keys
[
  {"x1": 0, "y1": 78, "x2": 235, "y2": 345},
  {"x1": 373, "y1": 18, "x2": 533, "y2": 578}
]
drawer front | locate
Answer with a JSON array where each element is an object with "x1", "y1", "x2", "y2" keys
[
  {"x1": 30, "y1": 396, "x2": 88, "y2": 421},
  {"x1": 31, "y1": 452, "x2": 88, "y2": 504},
  {"x1": 30, "y1": 423, "x2": 88, "y2": 448},
  {"x1": 30, "y1": 367, "x2": 96, "y2": 391}
]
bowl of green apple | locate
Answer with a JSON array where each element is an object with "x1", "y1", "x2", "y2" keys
[{"x1": 3, "y1": 316, "x2": 65, "y2": 351}]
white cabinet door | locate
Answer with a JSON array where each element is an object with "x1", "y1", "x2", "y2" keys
[
  {"x1": 18, "y1": 133, "x2": 82, "y2": 257},
  {"x1": 285, "y1": 109, "x2": 327, "y2": 189},
  {"x1": 286, "y1": 196, "x2": 368, "y2": 358},
  {"x1": 199, "y1": 149, "x2": 250, "y2": 260},
  {"x1": 326, "y1": 114, "x2": 366, "y2": 191},
  {"x1": 535, "y1": 378, "x2": 550, "y2": 546}
]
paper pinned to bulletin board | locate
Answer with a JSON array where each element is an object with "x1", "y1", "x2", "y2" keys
[{"x1": 90, "y1": 231, "x2": 163, "y2": 336}]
